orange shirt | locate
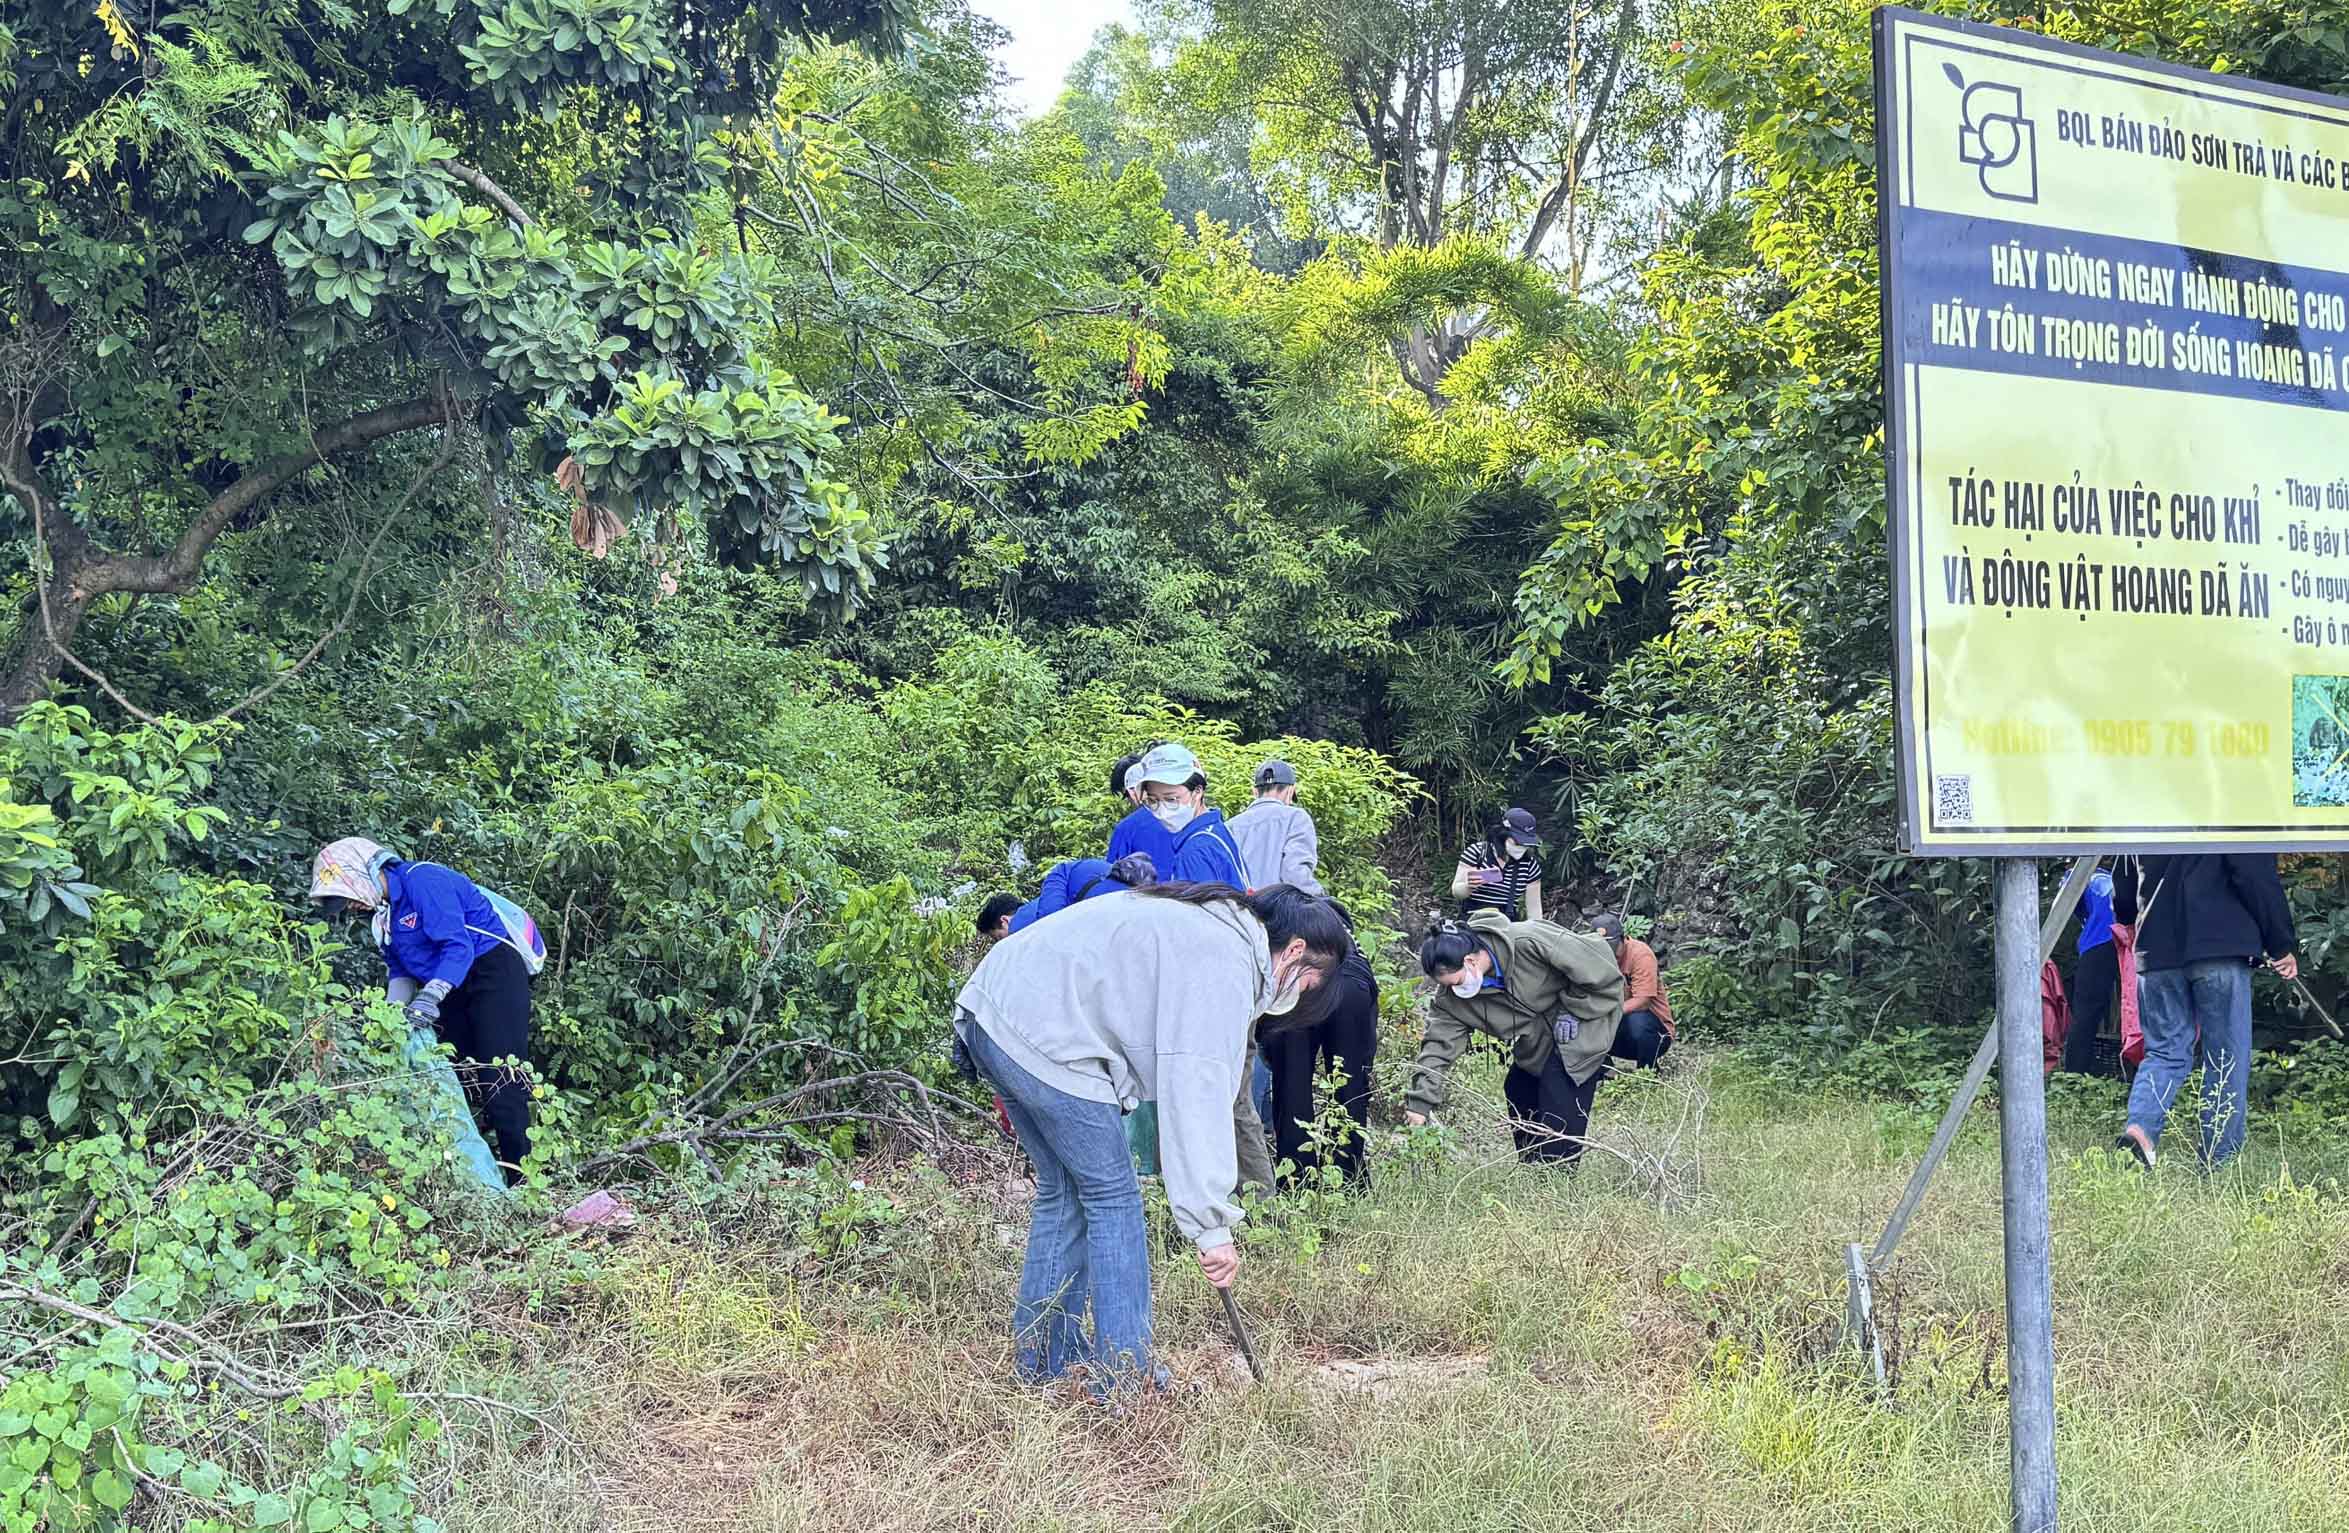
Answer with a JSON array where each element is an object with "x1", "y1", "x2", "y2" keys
[{"x1": 1618, "y1": 937, "x2": 1673, "y2": 1034}]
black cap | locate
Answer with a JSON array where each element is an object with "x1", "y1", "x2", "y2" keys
[
  {"x1": 1498, "y1": 807, "x2": 1540, "y2": 846},
  {"x1": 1255, "y1": 759, "x2": 1297, "y2": 789}
]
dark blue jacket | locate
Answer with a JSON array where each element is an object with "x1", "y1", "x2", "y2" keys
[
  {"x1": 1166, "y1": 810, "x2": 1249, "y2": 890},
  {"x1": 380, "y1": 861, "x2": 508, "y2": 991},
  {"x1": 2114, "y1": 854, "x2": 2296, "y2": 972},
  {"x1": 1007, "y1": 858, "x2": 1136, "y2": 934},
  {"x1": 1106, "y1": 805, "x2": 1175, "y2": 868}
]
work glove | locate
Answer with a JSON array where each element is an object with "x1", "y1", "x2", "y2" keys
[{"x1": 405, "y1": 979, "x2": 453, "y2": 1029}]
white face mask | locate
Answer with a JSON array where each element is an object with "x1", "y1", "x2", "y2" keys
[
  {"x1": 1449, "y1": 974, "x2": 1482, "y2": 999},
  {"x1": 1150, "y1": 800, "x2": 1196, "y2": 833},
  {"x1": 1261, "y1": 955, "x2": 1308, "y2": 1015},
  {"x1": 1504, "y1": 839, "x2": 1529, "y2": 860}
]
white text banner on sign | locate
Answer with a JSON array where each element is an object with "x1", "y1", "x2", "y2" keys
[{"x1": 1875, "y1": 7, "x2": 2349, "y2": 853}]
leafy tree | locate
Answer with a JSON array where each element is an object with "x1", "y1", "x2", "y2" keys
[
  {"x1": 1139, "y1": 0, "x2": 1704, "y2": 395},
  {"x1": 2044, "y1": 0, "x2": 2349, "y2": 93},
  {"x1": 0, "y1": 0, "x2": 907, "y2": 712},
  {"x1": 1057, "y1": 24, "x2": 1324, "y2": 274}
]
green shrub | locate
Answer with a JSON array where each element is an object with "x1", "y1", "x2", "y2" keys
[
  {"x1": 0, "y1": 1321, "x2": 445, "y2": 1533},
  {"x1": 1547, "y1": 600, "x2": 1992, "y2": 1076},
  {"x1": 815, "y1": 876, "x2": 958, "y2": 1067},
  {"x1": 884, "y1": 632, "x2": 1424, "y2": 916}
]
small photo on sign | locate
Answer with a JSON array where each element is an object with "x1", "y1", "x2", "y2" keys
[{"x1": 2292, "y1": 675, "x2": 2349, "y2": 808}]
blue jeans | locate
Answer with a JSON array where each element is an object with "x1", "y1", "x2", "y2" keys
[
  {"x1": 2128, "y1": 960, "x2": 2254, "y2": 1167},
  {"x1": 962, "y1": 1022, "x2": 1157, "y2": 1390}
]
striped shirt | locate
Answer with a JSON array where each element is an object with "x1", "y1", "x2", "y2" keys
[{"x1": 1457, "y1": 840, "x2": 1538, "y2": 920}]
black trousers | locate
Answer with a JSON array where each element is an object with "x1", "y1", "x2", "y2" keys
[
  {"x1": 436, "y1": 943, "x2": 534, "y2": 1173},
  {"x1": 1502, "y1": 1051, "x2": 1599, "y2": 1164},
  {"x1": 1264, "y1": 969, "x2": 1379, "y2": 1188},
  {"x1": 1612, "y1": 1010, "x2": 1672, "y2": 1069},
  {"x1": 2061, "y1": 939, "x2": 2123, "y2": 1078}
]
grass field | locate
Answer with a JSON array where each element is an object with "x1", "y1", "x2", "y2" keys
[{"x1": 355, "y1": 1053, "x2": 2349, "y2": 1532}]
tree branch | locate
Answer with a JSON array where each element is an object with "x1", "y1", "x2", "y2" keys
[
  {"x1": 73, "y1": 393, "x2": 455, "y2": 604},
  {"x1": 4, "y1": 443, "x2": 163, "y2": 725},
  {"x1": 0, "y1": 1281, "x2": 303, "y2": 1399},
  {"x1": 444, "y1": 160, "x2": 534, "y2": 229},
  {"x1": 209, "y1": 422, "x2": 464, "y2": 723},
  {"x1": 1520, "y1": 0, "x2": 1639, "y2": 264}
]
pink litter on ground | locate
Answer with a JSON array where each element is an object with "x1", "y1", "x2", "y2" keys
[{"x1": 559, "y1": 1189, "x2": 637, "y2": 1229}]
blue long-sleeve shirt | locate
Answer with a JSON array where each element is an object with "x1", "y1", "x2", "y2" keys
[
  {"x1": 1106, "y1": 804, "x2": 1176, "y2": 867},
  {"x1": 2077, "y1": 869, "x2": 2116, "y2": 954},
  {"x1": 1166, "y1": 810, "x2": 1248, "y2": 890},
  {"x1": 380, "y1": 861, "x2": 508, "y2": 991},
  {"x1": 1007, "y1": 858, "x2": 1135, "y2": 934}
]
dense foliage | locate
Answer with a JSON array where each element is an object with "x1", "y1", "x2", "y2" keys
[{"x1": 9, "y1": 0, "x2": 2349, "y2": 1521}]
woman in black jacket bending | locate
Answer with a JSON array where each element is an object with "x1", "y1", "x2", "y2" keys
[{"x1": 1263, "y1": 905, "x2": 1378, "y2": 1188}]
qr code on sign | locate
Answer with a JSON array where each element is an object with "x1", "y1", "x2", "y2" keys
[{"x1": 1934, "y1": 774, "x2": 1974, "y2": 826}]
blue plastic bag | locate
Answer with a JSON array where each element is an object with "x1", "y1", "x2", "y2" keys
[{"x1": 402, "y1": 1023, "x2": 509, "y2": 1194}]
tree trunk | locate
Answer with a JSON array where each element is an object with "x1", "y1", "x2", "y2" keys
[{"x1": 0, "y1": 517, "x2": 96, "y2": 714}]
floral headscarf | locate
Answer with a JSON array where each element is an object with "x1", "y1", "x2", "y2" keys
[{"x1": 310, "y1": 837, "x2": 398, "y2": 948}]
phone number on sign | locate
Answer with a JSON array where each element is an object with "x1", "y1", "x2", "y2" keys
[{"x1": 1960, "y1": 720, "x2": 2274, "y2": 758}]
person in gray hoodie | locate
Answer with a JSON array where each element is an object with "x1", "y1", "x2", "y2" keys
[
  {"x1": 954, "y1": 882, "x2": 1348, "y2": 1393},
  {"x1": 1227, "y1": 759, "x2": 1324, "y2": 894}
]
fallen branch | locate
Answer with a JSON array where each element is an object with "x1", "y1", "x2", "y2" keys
[
  {"x1": 1, "y1": 1280, "x2": 303, "y2": 1399},
  {"x1": 579, "y1": 1052, "x2": 991, "y2": 1178}
]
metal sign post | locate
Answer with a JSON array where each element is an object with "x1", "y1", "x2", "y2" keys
[{"x1": 1994, "y1": 858, "x2": 2058, "y2": 1533}]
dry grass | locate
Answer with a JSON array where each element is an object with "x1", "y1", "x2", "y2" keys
[{"x1": 394, "y1": 1052, "x2": 2349, "y2": 1532}]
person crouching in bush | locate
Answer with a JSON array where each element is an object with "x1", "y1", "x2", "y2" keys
[
  {"x1": 953, "y1": 882, "x2": 1348, "y2": 1394},
  {"x1": 311, "y1": 837, "x2": 541, "y2": 1181},
  {"x1": 1404, "y1": 911, "x2": 1624, "y2": 1164},
  {"x1": 975, "y1": 853, "x2": 1159, "y2": 940}
]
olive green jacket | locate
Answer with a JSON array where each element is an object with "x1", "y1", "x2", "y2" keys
[{"x1": 1407, "y1": 910, "x2": 1625, "y2": 1116}]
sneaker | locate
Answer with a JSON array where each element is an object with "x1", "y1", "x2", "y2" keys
[{"x1": 2114, "y1": 1126, "x2": 2156, "y2": 1170}]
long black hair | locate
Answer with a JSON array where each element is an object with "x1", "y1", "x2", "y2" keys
[
  {"x1": 1419, "y1": 918, "x2": 1483, "y2": 976},
  {"x1": 1137, "y1": 882, "x2": 1350, "y2": 966},
  {"x1": 1265, "y1": 897, "x2": 1369, "y2": 1033}
]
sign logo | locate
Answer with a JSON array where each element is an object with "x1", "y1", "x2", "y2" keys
[{"x1": 1948, "y1": 63, "x2": 2038, "y2": 203}]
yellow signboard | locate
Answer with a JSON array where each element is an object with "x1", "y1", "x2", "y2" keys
[{"x1": 1877, "y1": 8, "x2": 2349, "y2": 852}]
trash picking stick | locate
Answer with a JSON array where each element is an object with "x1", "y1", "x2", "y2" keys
[
  {"x1": 2291, "y1": 975, "x2": 2346, "y2": 1040},
  {"x1": 1219, "y1": 1285, "x2": 1263, "y2": 1383}
]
